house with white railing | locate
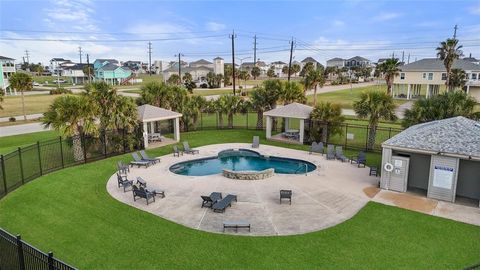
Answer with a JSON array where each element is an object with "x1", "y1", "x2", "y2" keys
[{"x1": 0, "y1": 56, "x2": 16, "y2": 94}]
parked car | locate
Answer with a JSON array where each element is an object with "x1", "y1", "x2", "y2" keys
[
  {"x1": 32, "y1": 81, "x2": 41, "y2": 86},
  {"x1": 52, "y1": 79, "x2": 66, "y2": 84}
]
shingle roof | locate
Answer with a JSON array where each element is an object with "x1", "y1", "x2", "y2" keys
[
  {"x1": 137, "y1": 104, "x2": 182, "y2": 122},
  {"x1": 463, "y1": 57, "x2": 479, "y2": 62},
  {"x1": 65, "y1": 63, "x2": 92, "y2": 70},
  {"x1": 0, "y1": 56, "x2": 15, "y2": 60},
  {"x1": 213, "y1": 57, "x2": 223, "y2": 60},
  {"x1": 400, "y1": 58, "x2": 480, "y2": 72},
  {"x1": 190, "y1": 59, "x2": 212, "y2": 65},
  {"x1": 264, "y1": 103, "x2": 313, "y2": 119},
  {"x1": 163, "y1": 65, "x2": 213, "y2": 73},
  {"x1": 301, "y1": 57, "x2": 318, "y2": 63},
  {"x1": 99, "y1": 63, "x2": 120, "y2": 71},
  {"x1": 383, "y1": 116, "x2": 480, "y2": 158},
  {"x1": 96, "y1": 59, "x2": 119, "y2": 64},
  {"x1": 327, "y1": 57, "x2": 344, "y2": 61},
  {"x1": 271, "y1": 61, "x2": 287, "y2": 65},
  {"x1": 348, "y1": 56, "x2": 370, "y2": 62}
]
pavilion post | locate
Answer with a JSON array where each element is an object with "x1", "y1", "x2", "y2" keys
[
  {"x1": 174, "y1": 118, "x2": 180, "y2": 142},
  {"x1": 143, "y1": 122, "x2": 149, "y2": 148},
  {"x1": 150, "y1": 121, "x2": 155, "y2": 133},
  {"x1": 299, "y1": 119, "x2": 305, "y2": 144},
  {"x1": 266, "y1": 116, "x2": 272, "y2": 139},
  {"x1": 284, "y1": 118, "x2": 289, "y2": 131}
]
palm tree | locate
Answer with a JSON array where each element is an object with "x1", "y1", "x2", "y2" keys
[
  {"x1": 436, "y1": 38, "x2": 463, "y2": 90},
  {"x1": 263, "y1": 79, "x2": 284, "y2": 130},
  {"x1": 300, "y1": 62, "x2": 315, "y2": 77},
  {"x1": 139, "y1": 82, "x2": 173, "y2": 109},
  {"x1": 43, "y1": 95, "x2": 97, "y2": 161},
  {"x1": 0, "y1": 90, "x2": 4, "y2": 110},
  {"x1": 303, "y1": 68, "x2": 325, "y2": 106},
  {"x1": 112, "y1": 96, "x2": 138, "y2": 133},
  {"x1": 292, "y1": 64, "x2": 301, "y2": 77},
  {"x1": 84, "y1": 82, "x2": 119, "y2": 131},
  {"x1": 183, "y1": 95, "x2": 206, "y2": 130},
  {"x1": 310, "y1": 102, "x2": 345, "y2": 143},
  {"x1": 167, "y1": 74, "x2": 181, "y2": 85},
  {"x1": 377, "y1": 58, "x2": 401, "y2": 95},
  {"x1": 9, "y1": 72, "x2": 33, "y2": 120},
  {"x1": 251, "y1": 66, "x2": 261, "y2": 80},
  {"x1": 266, "y1": 67, "x2": 275, "y2": 78},
  {"x1": 224, "y1": 94, "x2": 243, "y2": 128},
  {"x1": 353, "y1": 91, "x2": 397, "y2": 150},
  {"x1": 403, "y1": 91, "x2": 479, "y2": 127},
  {"x1": 215, "y1": 95, "x2": 228, "y2": 128},
  {"x1": 448, "y1": 68, "x2": 467, "y2": 90},
  {"x1": 281, "y1": 81, "x2": 306, "y2": 105},
  {"x1": 250, "y1": 86, "x2": 270, "y2": 129}
]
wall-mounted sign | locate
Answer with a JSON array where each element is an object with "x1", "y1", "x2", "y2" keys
[
  {"x1": 394, "y1": 160, "x2": 403, "y2": 167},
  {"x1": 346, "y1": 133, "x2": 354, "y2": 140},
  {"x1": 433, "y1": 166, "x2": 454, "y2": 189}
]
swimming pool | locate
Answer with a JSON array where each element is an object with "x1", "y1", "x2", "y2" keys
[{"x1": 169, "y1": 149, "x2": 316, "y2": 176}]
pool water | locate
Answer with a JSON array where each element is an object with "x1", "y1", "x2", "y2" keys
[{"x1": 170, "y1": 149, "x2": 316, "y2": 176}]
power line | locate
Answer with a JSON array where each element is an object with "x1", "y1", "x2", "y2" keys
[
  {"x1": 0, "y1": 34, "x2": 228, "y2": 43},
  {"x1": 0, "y1": 28, "x2": 228, "y2": 36}
]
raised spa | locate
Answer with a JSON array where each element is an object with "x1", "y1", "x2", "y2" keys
[{"x1": 169, "y1": 149, "x2": 316, "y2": 176}]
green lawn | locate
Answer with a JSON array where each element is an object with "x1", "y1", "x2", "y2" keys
[
  {"x1": 0, "y1": 93, "x2": 74, "y2": 118},
  {"x1": 0, "y1": 130, "x2": 60, "y2": 155},
  {"x1": 0, "y1": 129, "x2": 478, "y2": 269},
  {"x1": 309, "y1": 85, "x2": 408, "y2": 109}
]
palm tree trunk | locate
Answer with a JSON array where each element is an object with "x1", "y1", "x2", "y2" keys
[
  {"x1": 367, "y1": 124, "x2": 377, "y2": 150},
  {"x1": 321, "y1": 123, "x2": 328, "y2": 143},
  {"x1": 256, "y1": 110, "x2": 263, "y2": 129},
  {"x1": 228, "y1": 113, "x2": 234, "y2": 128},
  {"x1": 72, "y1": 134, "x2": 85, "y2": 162},
  {"x1": 313, "y1": 85, "x2": 318, "y2": 106},
  {"x1": 218, "y1": 113, "x2": 224, "y2": 128},
  {"x1": 21, "y1": 90, "x2": 26, "y2": 120}
]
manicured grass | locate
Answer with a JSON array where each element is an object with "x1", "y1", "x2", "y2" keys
[
  {"x1": 0, "y1": 129, "x2": 478, "y2": 269},
  {"x1": 308, "y1": 85, "x2": 408, "y2": 109},
  {"x1": 0, "y1": 94, "x2": 73, "y2": 118},
  {"x1": 0, "y1": 119, "x2": 42, "y2": 127},
  {"x1": 0, "y1": 130, "x2": 60, "y2": 154},
  {"x1": 32, "y1": 75, "x2": 73, "y2": 86}
]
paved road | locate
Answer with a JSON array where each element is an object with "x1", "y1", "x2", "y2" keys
[
  {"x1": 0, "y1": 123, "x2": 50, "y2": 137},
  {"x1": 0, "y1": 113, "x2": 44, "y2": 123}
]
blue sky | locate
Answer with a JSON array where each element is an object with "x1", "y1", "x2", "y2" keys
[{"x1": 1, "y1": 0, "x2": 479, "y2": 65}]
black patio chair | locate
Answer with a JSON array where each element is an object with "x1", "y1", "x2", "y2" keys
[
  {"x1": 326, "y1": 145, "x2": 335, "y2": 160},
  {"x1": 212, "y1": 194, "x2": 237, "y2": 213},
  {"x1": 132, "y1": 185, "x2": 156, "y2": 205},
  {"x1": 280, "y1": 190, "x2": 292, "y2": 205},
  {"x1": 173, "y1": 145, "x2": 183, "y2": 157},
  {"x1": 309, "y1": 142, "x2": 324, "y2": 155},
  {"x1": 130, "y1": 153, "x2": 150, "y2": 168},
  {"x1": 117, "y1": 161, "x2": 130, "y2": 174},
  {"x1": 201, "y1": 192, "x2": 222, "y2": 208},
  {"x1": 183, "y1": 141, "x2": 199, "y2": 154},
  {"x1": 117, "y1": 173, "x2": 133, "y2": 192},
  {"x1": 350, "y1": 151, "x2": 367, "y2": 167},
  {"x1": 140, "y1": 150, "x2": 160, "y2": 164},
  {"x1": 252, "y1": 136, "x2": 260, "y2": 148},
  {"x1": 335, "y1": 146, "x2": 348, "y2": 162}
]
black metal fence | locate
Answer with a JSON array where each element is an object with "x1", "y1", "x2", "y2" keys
[
  {"x1": 0, "y1": 129, "x2": 142, "y2": 199},
  {"x1": 0, "y1": 227, "x2": 76, "y2": 270}
]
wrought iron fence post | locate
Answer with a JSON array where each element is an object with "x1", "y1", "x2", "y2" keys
[
  {"x1": 59, "y1": 136, "x2": 65, "y2": 169},
  {"x1": 200, "y1": 112, "x2": 203, "y2": 130},
  {"x1": 82, "y1": 133, "x2": 87, "y2": 164},
  {"x1": 389, "y1": 127, "x2": 392, "y2": 139},
  {"x1": 365, "y1": 126, "x2": 369, "y2": 151},
  {"x1": 246, "y1": 112, "x2": 249, "y2": 129},
  {"x1": 123, "y1": 129, "x2": 127, "y2": 154},
  {"x1": 104, "y1": 132, "x2": 108, "y2": 158},
  {"x1": 1, "y1": 155, "x2": 7, "y2": 195},
  {"x1": 216, "y1": 112, "x2": 218, "y2": 129},
  {"x1": 344, "y1": 123, "x2": 348, "y2": 149},
  {"x1": 16, "y1": 235, "x2": 25, "y2": 270},
  {"x1": 37, "y1": 141, "x2": 43, "y2": 176},
  {"x1": 47, "y1": 252, "x2": 54, "y2": 270},
  {"x1": 18, "y1": 148, "x2": 25, "y2": 184}
]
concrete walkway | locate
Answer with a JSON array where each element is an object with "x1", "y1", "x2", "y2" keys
[
  {"x1": 0, "y1": 122, "x2": 50, "y2": 137},
  {"x1": 107, "y1": 143, "x2": 378, "y2": 236},
  {"x1": 0, "y1": 113, "x2": 44, "y2": 123}
]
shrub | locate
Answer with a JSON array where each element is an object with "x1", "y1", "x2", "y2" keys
[
  {"x1": 9, "y1": 117, "x2": 16, "y2": 122},
  {"x1": 49, "y1": 87, "x2": 72, "y2": 95}
]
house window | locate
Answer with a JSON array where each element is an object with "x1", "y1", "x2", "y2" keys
[
  {"x1": 422, "y1": 73, "x2": 426, "y2": 79},
  {"x1": 400, "y1": 73, "x2": 405, "y2": 80},
  {"x1": 428, "y1": 73, "x2": 433, "y2": 80},
  {"x1": 472, "y1": 73, "x2": 478, "y2": 80},
  {"x1": 441, "y1": 73, "x2": 447, "y2": 80}
]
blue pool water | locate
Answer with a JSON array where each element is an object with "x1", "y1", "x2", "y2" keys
[{"x1": 170, "y1": 149, "x2": 316, "y2": 176}]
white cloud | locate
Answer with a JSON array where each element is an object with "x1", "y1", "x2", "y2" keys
[
  {"x1": 332, "y1": 20, "x2": 345, "y2": 27},
  {"x1": 373, "y1": 12, "x2": 402, "y2": 22},
  {"x1": 43, "y1": 0, "x2": 98, "y2": 31},
  {"x1": 470, "y1": 3, "x2": 480, "y2": 15},
  {"x1": 205, "y1": 21, "x2": 226, "y2": 31}
]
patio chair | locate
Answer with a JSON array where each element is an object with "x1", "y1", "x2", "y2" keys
[
  {"x1": 350, "y1": 151, "x2": 366, "y2": 167},
  {"x1": 309, "y1": 142, "x2": 324, "y2": 155},
  {"x1": 117, "y1": 173, "x2": 133, "y2": 192},
  {"x1": 136, "y1": 177, "x2": 165, "y2": 197},
  {"x1": 130, "y1": 153, "x2": 150, "y2": 168},
  {"x1": 326, "y1": 145, "x2": 335, "y2": 160},
  {"x1": 117, "y1": 161, "x2": 130, "y2": 174},
  {"x1": 183, "y1": 141, "x2": 199, "y2": 154},
  {"x1": 335, "y1": 146, "x2": 348, "y2": 162},
  {"x1": 252, "y1": 136, "x2": 259, "y2": 148},
  {"x1": 173, "y1": 145, "x2": 183, "y2": 157},
  {"x1": 212, "y1": 194, "x2": 237, "y2": 213},
  {"x1": 201, "y1": 192, "x2": 222, "y2": 208},
  {"x1": 140, "y1": 150, "x2": 160, "y2": 164},
  {"x1": 279, "y1": 190, "x2": 292, "y2": 205},
  {"x1": 132, "y1": 185, "x2": 156, "y2": 205},
  {"x1": 136, "y1": 177, "x2": 148, "y2": 188},
  {"x1": 369, "y1": 166, "x2": 379, "y2": 177}
]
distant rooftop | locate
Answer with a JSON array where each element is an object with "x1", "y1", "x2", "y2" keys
[
  {"x1": 0, "y1": 56, "x2": 14, "y2": 61},
  {"x1": 137, "y1": 104, "x2": 182, "y2": 122},
  {"x1": 264, "y1": 102, "x2": 313, "y2": 119},
  {"x1": 400, "y1": 58, "x2": 480, "y2": 72}
]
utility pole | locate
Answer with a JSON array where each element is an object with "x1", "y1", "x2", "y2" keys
[
  {"x1": 229, "y1": 30, "x2": 237, "y2": 95},
  {"x1": 174, "y1": 53, "x2": 184, "y2": 84},
  {"x1": 407, "y1": 53, "x2": 410, "y2": 64},
  {"x1": 253, "y1": 35, "x2": 257, "y2": 67},
  {"x1": 287, "y1": 37, "x2": 294, "y2": 82},
  {"x1": 391, "y1": 51, "x2": 395, "y2": 59},
  {"x1": 148, "y1": 42, "x2": 152, "y2": 76},
  {"x1": 24, "y1": 50, "x2": 30, "y2": 63},
  {"x1": 86, "y1": 54, "x2": 91, "y2": 84},
  {"x1": 401, "y1": 51, "x2": 404, "y2": 63},
  {"x1": 78, "y1": 46, "x2": 82, "y2": 64},
  {"x1": 453, "y1": 24, "x2": 458, "y2": 39}
]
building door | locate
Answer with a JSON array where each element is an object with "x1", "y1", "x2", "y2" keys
[{"x1": 387, "y1": 156, "x2": 410, "y2": 192}]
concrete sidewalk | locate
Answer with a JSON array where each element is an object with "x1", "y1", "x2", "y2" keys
[{"x1": 0, "y1": 123, "x2": 50, "y2": 137}]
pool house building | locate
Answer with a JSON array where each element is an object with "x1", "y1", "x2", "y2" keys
[
  {"x1": 264, "y1": 102, "x2": 314, "y2": 144},
  {"x1": 137, "y1": 104, "x2": 182, "y2": 148},
  {"x1": 380, "y1": 116, "x2": 480, "y2": 207}
]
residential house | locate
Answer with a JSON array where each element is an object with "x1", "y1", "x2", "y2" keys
[
  {"x1": 93, "y1": 59, "x2": 132, "y2": 85},
  {"x1": 0, "y1": 56, "x2": 16, "y2": 94},
  {"x1": 63, "y1": 63, "x2": 93, "y2": 84},
  {"x1": 463, "y1": 54, "x2": 479, "y2": 65},
  {"x1": 300, "y1": 57, "x2": 320, "y2": 69},
  {"x1": 123, "y1": 61, "x2": 143, "y2": 73},
  {"x1": 270, "y1": 61, "x2": 287, "y2": 77},
  {"x1": 392, "y1": 58, "x2": 480, "y2": 101},
  {"x1": 49, "y1": 58, "x2": 74, "y2": 75},
  {"x1": 326, "y1": 57, "x2": 345, "y2": 68},
  {"x1": 163, "y1": 57, "x2": 224, "y2": 86},
  {"x1": 240, "y1": 61, "x2": 268, "y2": 75}
]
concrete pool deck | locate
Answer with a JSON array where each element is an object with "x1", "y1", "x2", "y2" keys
[
  {"x1": 107, "y1": 143, "x2": 378, "y2": 235},
  {"x1": 107, "y1": 143, "x2": 480, "y2": 236}
]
